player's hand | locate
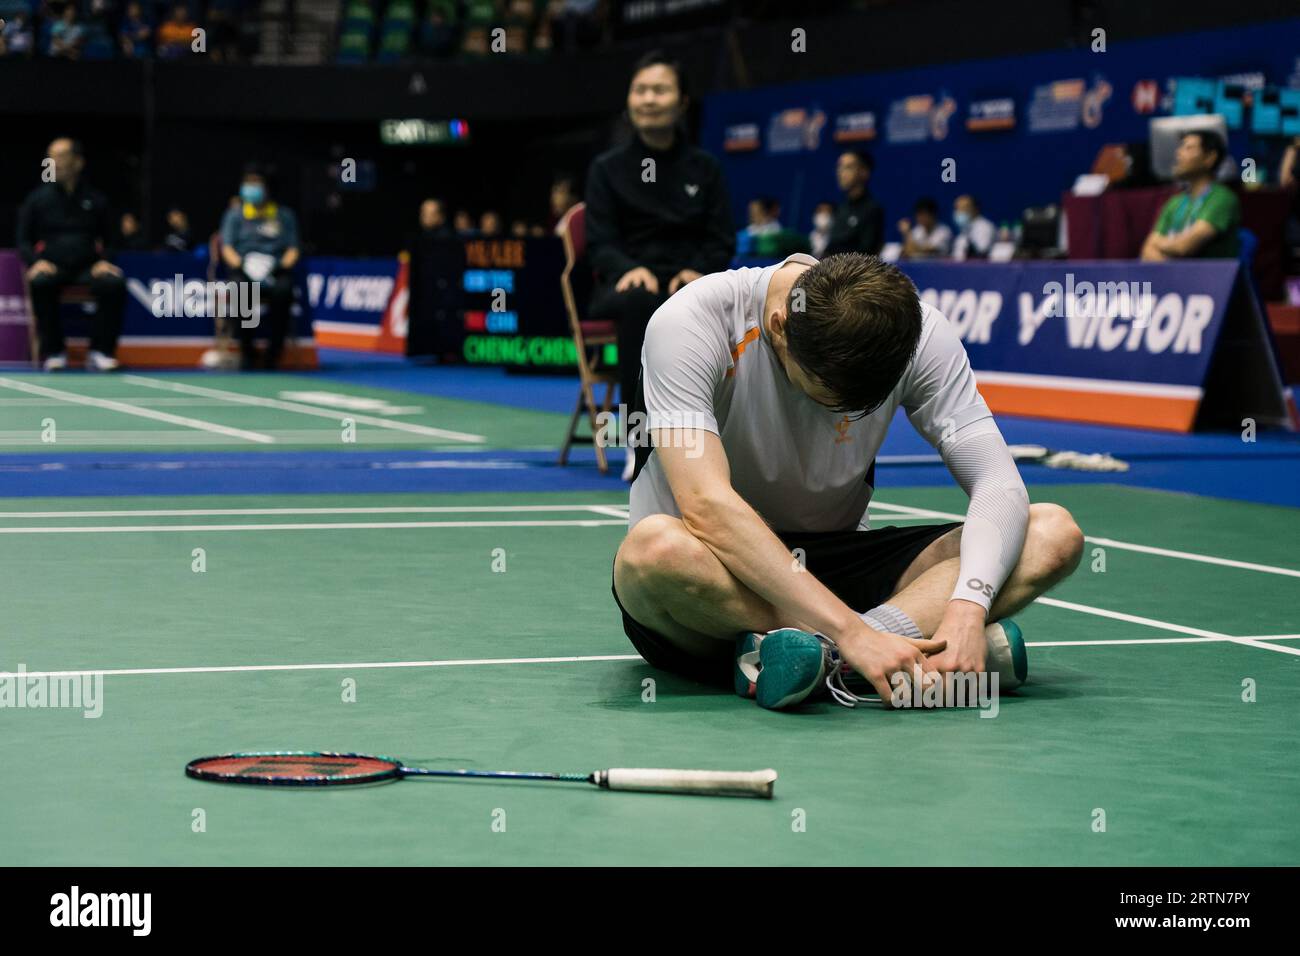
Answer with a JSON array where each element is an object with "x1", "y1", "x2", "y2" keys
[
  {"x1": 836, "y1": 623, "x2": 945, "y2": 705},
  {"x1": 616, "y1": 266, "x2": 659, "y2": 294},
  {"x1": 668, "y1": 269, "x2": 702, "y2": 294},
  {"x1": 90, "y1": 259, "x2": 122, "y2": 279},
  {"x1": 926, "y1": 603, "x2": 988, "y2": 685},
  {"x1": 26, "y1": 259, "x2": 58, "y2": 281}
]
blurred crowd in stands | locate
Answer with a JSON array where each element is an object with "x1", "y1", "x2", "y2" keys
[
  {"x1": 0, "y1": 0, "x2": 249, "y2": 60},
  {"x1": 0, "y1": 0, "x2": 880, "y2": 63}
]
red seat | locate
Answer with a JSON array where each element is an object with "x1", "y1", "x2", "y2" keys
[{"x1": 556, "y1": 202, "x2": 618, "y2": 473}]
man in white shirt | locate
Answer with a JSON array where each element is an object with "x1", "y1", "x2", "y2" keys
[
  {"x1": 952, "y1": 194, "x2": 997, "y2": 260},
  {"x1": 897, "y1": 197, "x2": 952, "y2": 259},
  {"x1": 611, "y1": 252, "x2": 1083, "y2": 709}
]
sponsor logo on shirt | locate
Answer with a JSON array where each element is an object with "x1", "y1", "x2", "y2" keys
[{"x1": 834, "y1": 415, "x2": 853, "y2": 444}]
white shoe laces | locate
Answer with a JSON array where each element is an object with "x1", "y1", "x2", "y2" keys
[{"x1": 816, "y1": 634, "x2": 879, "y2": 709}]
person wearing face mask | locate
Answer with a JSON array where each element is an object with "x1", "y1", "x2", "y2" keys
[
  {"x1": 219, "y1": 164, "x2": 300, "y2": 370},
  {"x1": 585, "y1": 50, "x2": 736, "y2": 480},
  {"x1": 808, "y1": 202, "x2": 835, "y2": 258},
  {"x1": 951, "y1": 195, "x2": 996, "y2": 261}
]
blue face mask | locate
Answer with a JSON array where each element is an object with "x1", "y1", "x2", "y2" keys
[
  {"x1": 953, "y1": 210, "x2": 972, "y2": 230},
  {"x1": 240, "y1": 183, "x2": 265, "y2": 205}
]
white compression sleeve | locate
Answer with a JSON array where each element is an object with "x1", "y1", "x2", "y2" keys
[{"x1": 939, "y1": 418, "x2": 1030, "y2": 611}]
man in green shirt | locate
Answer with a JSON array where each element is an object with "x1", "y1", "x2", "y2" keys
[{"x1": 1141, "y1": 130, "x2": 1240, "y2": 260}]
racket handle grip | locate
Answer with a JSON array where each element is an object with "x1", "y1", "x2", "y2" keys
[{"x1": 595, "y1": 768, "x2": 777, "y2": 799}]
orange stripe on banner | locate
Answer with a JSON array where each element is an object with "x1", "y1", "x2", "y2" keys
[
  {"x1": 725, "y1": 327, "x2": 762, "y2": 377},
  {"x1": 111, "y1": 343, "x2": 319, "y2": 370},
  {"x1": 978, "y1": 383, "x2": 1198, "y2": 432},
  {"x1": 314, "y1": 329, "x2": 381, "y2": 350}
]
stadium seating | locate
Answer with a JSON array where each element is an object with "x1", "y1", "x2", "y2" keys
[{"x1": 335, "y1": 0, "x2": 375, "y2": 63}]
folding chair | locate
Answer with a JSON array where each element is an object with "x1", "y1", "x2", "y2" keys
[{"x1": 555, "y1": 202, "x2": 618, "y2": 472}]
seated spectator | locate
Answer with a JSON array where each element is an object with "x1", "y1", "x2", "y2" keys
[
  {"x1": 532, "y1": 4, "x2": 555, "y2": 53},
  {"x1": 156, "y1": 3, "x2": 196, "y2": 59},
  {"x1": 207, "y1": 0, "x2": 241, "y2": 62},
  {"x1": 162, "y1": 206, "x2": 192, "y2": 252},
  {"x1": 219, "y1": 164, "x2": 300, "y2": 370},
  {"x1": 951, "y1": 194, "x2": 996, "y2": 260},
  {"x1": 1140, "y1": 130, "x2": 1240, "y2": 261},
  {"x1": 737, "y1": 197, "x2": 781, "y2": 256},
  {"x1": 118, "y1": 0, "x2": 152, "y2": 58},
  {"x1": 584, "y1": 51, "x2": 734, "y2": 480},
  {"x1": 501, "y1": 0, "x2": 533, "y2": 53},
  {"x1": 549, "y1": 174, "x2": 578, "y2": 232},
  {"x1": 49, "y1": 4, "x2": 86, "y2": 59},
  {"x1": 1280, "y1": 136, "x2": 1300, "y2": 249},
  {"x1": 17, "y1": 138, "x2": 127, "y2": 372},
  {"x1": 479, "y1": 210, "x2": 502, "y2": 237},
  {"x1": 556, "y1": 0, "x2": 602, "y2": 52},
  {"x1": 509, "y1": 219, "x2": 528, "y2": 237},
  {"x1": 460, "y1": 0, "x2": 494, "y2": 56},
  {"x1": 897, "y1": 197, "x2": 952, "y2": 259},
  {"x1": 452, "y1": 209, "x2": 475, "y2": 236},
  {"x1": 419, "y1": 1, "x2": 458, "y2": 59},
  {"x1": 418, "y1": 198, "x2": 454, "y2": 239},
  {"x1": 808, "y1": 201, "x2": 834, "y2": 258},
  {"x1": 119, "y1": 212, "x2": 148, "y2": 250},
  {"x1": 1, "y1": 12, "x2": 36, "y2": 56},
  {"x1": 85, "y1": 0, "x2": 113, "y2": 26}
]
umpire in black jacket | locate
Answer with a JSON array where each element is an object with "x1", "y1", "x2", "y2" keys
[
  {"x1": 17, "y1": 138, "x2": 127, "y2": 371},
  {"x1": 584, "y1": 51, "x2": 735, "y2": 448}
]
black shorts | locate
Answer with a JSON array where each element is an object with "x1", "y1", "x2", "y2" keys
[{"x1": 611, "y1": 521, "x2": 961, "y2": 688}]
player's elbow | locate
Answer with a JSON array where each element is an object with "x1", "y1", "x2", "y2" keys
[{"x1": 677, "y1": 492, "x2": 736, "y2": 545}]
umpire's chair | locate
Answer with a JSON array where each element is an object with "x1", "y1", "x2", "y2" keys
[{"x1": 556, "y1": 202, "x2": 618, "y2": 473}]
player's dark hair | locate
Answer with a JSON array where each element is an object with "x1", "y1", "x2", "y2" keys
[
  {"x1": 1183, "y1": 130, "x2": 1226, "y2": 170},
  {"x1": 786, "y1": 254, "x2": 922, "y2": 416}
]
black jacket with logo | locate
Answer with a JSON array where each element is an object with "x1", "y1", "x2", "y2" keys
[
  {"x1": 584, "y1": 133, "x2": 735, "y2": 284},
  {"x1": 825, "y1": 189, "x2": 885, "y2": 257},
  {"x1": 16, "y1": 181, "x2": 116, "y2": 268}
]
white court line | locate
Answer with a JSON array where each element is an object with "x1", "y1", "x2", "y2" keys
[
  {"x1": 0, "y1": 397, "x2": 238, "y2": 407},
  {"x1": 585, "y1": 505, "x2": 631, "y2": 519},
  {"x1": 1028, "y1": 634, "x2": 1300, "y2": 647},
  {"x1": 8, "y1": 633, "x2": 1300, "y2": 682},
  {"x1": 0, "y1": 518, "x2": 628, "y2": 534},
  {"x1": 0, "y1": 376, "x2": 275, "y2": 444},
  {"x1": 870, "y1": 500, "x2": 1300, "y2": 581},
  {"x1": 123, "y1": 374, "x2": 485, "y2": 443},
  {"x1": 0, "y1": 504, "x2": 633, "y2": 519},
  {"x1": 1036, "y1": 597, "x2": 1300, "y2": 657},
  {"x1": 0, "y1": 654, "x2": 645, "y2": 680}
]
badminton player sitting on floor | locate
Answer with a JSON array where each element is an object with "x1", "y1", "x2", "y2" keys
[{"x1": 611, "y1": 252, "x2": 1084, "y2": 709}]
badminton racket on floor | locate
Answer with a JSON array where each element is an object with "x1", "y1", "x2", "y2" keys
[{"x1": 186, "y1": 751, "x2": 777, "y2": 798}]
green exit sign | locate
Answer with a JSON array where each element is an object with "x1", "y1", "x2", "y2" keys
[{"x1": 380, "y1": 119, "x2": 471, "y2": 146}]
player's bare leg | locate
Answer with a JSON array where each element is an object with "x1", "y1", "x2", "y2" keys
[
  {"x1": 884, "y1": 502, "x2": 1085, "y2": 638},
  {"x1": 614, "y1": 514, "x2": 792, "y2": 658}
]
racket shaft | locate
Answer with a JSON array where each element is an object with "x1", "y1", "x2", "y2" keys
[{"x1": 598, "y1": 768, "x2": 776, "y2": 798}]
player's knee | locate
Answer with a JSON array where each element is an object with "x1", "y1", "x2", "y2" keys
[
  {"x1": 1027, "y1": 503, "x2": 1084, "y2": 581},
  {"x1": 617, "y1": 515, "x2": 708, "y2": 594}
]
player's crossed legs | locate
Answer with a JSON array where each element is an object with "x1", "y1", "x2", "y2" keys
[{"x1": 613, "y1": 503, "x2": 1084, "y2": 704}]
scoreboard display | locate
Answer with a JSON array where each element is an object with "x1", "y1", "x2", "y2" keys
[{"x1": 411, "y1": 237, "x2": 615, "y2": 371}]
